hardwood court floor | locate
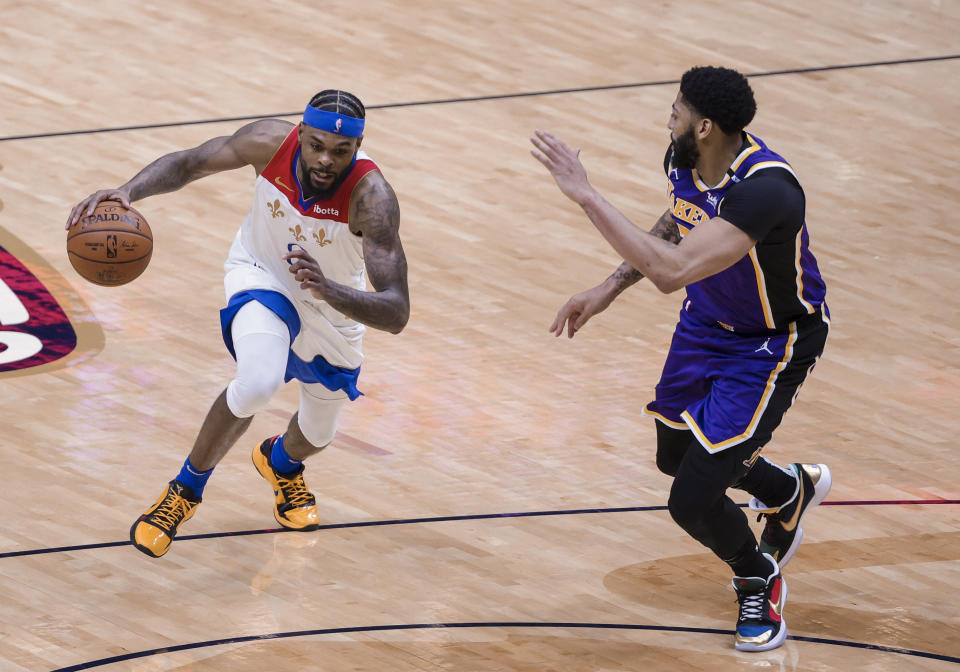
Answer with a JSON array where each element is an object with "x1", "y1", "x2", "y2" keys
[{"x1": 1, "y1": 1, "x2": 959, "y2": 670}]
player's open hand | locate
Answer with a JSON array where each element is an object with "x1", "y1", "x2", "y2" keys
[
  {"x1": 530, "y1": 130, "x2": 594, "y2": 205},
  {"x1": 285, "y1": 247, "x2": 330, "y2": 300},
  {"x1": 66, "y1": 188, "x2": 132, "y2": 229}
]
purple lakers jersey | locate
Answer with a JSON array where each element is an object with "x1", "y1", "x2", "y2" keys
[{"x1": 666, "y1": 133, "x2": 826, "y2": 332}]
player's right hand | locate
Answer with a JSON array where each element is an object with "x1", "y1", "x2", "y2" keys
[
  {"x1": 548, "y1": 284, "x2": 614, "y2": 339},
  {"x1": 66, "y1": 189, "x2": 132, "y2": 229}
]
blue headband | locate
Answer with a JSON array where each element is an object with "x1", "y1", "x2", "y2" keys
[{"x1": 302, "y1": 105, "x2": 365, "y2": 137}]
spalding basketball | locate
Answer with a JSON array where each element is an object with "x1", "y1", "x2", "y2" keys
[{"x1": 67, "y1": 201, "x2": 153, "y2": 286}]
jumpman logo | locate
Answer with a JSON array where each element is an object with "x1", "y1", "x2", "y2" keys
[{"x1": 755, "y1": 338, "x2": 775, "y2": 355}]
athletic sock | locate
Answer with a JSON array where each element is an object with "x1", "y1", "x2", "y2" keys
[
  {"x1": 270, "y1": 434, "x2": 302, "y2": 475},
  {"x1": 737, "y1": 457, "x2": 798, "y2": 509},
  {"x1": 175, "y1": 457, "x2": 213, "y2": 498}
]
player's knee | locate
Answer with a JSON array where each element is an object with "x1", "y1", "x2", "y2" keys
[
  {"x1": 667, "y1": 484, "x2": 706, "y2": 533},
  {"x1": 226, "y1": 375, "x2": 283, "y2": 418}
]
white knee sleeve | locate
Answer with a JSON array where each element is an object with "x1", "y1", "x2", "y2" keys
[
  {"x1": 297, "y1": 383, "x2": 347, "y2": 447},
  {"x1": 225, "y1": 301, "x2": 290, "y2": 418}
]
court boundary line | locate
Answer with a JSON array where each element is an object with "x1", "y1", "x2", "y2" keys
[
  {"x1": 47, "y1": 621, "x2": 960, "y2": 671},
  {"x1": 2, "y1": 499, "x2": 956, "y2": 559},
  {"x1": 1, "y1": 54, "x2": 957, "y2": 143}
]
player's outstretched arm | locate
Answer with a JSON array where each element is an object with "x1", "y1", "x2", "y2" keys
[
  {"x1": 66, "y1": 119, "x2": 292, "y2": 228},
  {"x1": 549, "y1": 209, "x2": 678, "y2": 338},
  {"x1": 285, "y1": 172, "x2": 410, "y2": 334},
  {"x1": 532, "y1": 130, "x2": 754, "y2": 294}
]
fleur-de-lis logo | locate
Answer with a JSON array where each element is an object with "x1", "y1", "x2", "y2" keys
[
  {"x1": 289, "y1": 224, "x2": 307, "y2": 242},
  {"x1": 268, "y1": 199, "x2": 285, "y2": 219},
  {"x1": 312, "y1": 229, "x2": 333, "y2": 247}
]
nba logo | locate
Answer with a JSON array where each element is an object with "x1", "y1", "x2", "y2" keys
[{"x1": 335, "y1": 118, "x2": 343, "y2": 133}]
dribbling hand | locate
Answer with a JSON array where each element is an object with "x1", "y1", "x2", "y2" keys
[{"x1": 66, "y1": 188, "x2": 133, "y2": 230}]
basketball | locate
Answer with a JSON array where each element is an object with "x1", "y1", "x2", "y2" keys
[{"x1": 67, "y1": 201, "x2": 153, "y2": 286}]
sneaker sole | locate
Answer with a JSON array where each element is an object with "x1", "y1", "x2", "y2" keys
[
  {"x1": 778, "y1": 464, "x2": 832, "y2": 568},
  {"x1": 272, "y1": 508, "x2": 319, "y2": 532}
]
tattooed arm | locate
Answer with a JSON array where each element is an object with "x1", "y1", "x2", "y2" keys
[
  {"x1": 286, "y1": 172, "x2": 410, "y2": 334},
  {"x1": 549, "y1": 209, "x2": 678, "y2": 338},
  {"x1": 66, "y1": 119, "x2": 291, "y2": 227}
]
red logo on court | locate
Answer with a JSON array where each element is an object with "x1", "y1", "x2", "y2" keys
[{"x1": 0, "y1": 244, "x2": 78, "y2": 373}]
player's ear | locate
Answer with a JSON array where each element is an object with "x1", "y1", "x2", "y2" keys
[
  {"x1": 355, "y1": 136, "x2": 363, "y2": 151},
  {"x1": 297, "y1": 123, "x2": 304, "y2": 143},
  {"x1": 696, "y1": 117, "x2": 713, "y2": 140}
]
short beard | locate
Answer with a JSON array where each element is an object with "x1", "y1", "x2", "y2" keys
[
  {"x1": 671, "y1": 127, "x2": 700, "y2": 170},
  {"x1": 298, "y1": 156, "x2": 344, "y2": 200}
]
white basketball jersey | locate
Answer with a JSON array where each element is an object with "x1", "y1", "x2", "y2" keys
[{"x1": 224, "y1": 128, "x2": 381, "y2": 369}]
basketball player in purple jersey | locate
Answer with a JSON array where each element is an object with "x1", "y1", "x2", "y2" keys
[
  {"x1": 67, "y1": 91, "x2": 409, "y2": 558},
  {"x1": 531, "y1": 66, "x2": 832, "y2": 652}
]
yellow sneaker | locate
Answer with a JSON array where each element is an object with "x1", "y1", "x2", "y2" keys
[
  {"x1": 130, "y1": 481, "x2": 201, "y2": 558},
  {"x1": 252, "y1": 437, "x2": 319, "y2": 530}
]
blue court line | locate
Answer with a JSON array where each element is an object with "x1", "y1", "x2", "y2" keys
[
  {"x1": 48, "y1": 621, "x2": 960, "y2": 671},
  {"x1": 1, "y1": 500, "x2": 956, "y2": 560},
  {"x1": 1, "y1": 54, "x2": 957, "y2": 142}
]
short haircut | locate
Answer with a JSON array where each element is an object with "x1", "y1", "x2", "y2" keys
[
  {"x1": 308, "y1": 90, "x2": 366, "y2": 119},
  {"x1": 679, "y1": 66, "x2": 756, "y2": 134}
]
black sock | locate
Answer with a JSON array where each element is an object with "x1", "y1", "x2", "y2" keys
[
  {"x1": 726, "y1": 539, "x2": 774, "y2": 578},
  {"x1": 736, "y1": 458, "x2": 797, "y2": 508}
]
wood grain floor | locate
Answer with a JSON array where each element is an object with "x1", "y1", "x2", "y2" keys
[{"x1": 1, "y1": 1, "x2": 959, "y2": 670}]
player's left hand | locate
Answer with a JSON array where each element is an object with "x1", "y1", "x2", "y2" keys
[
  {"x1": 530, "y1": 130, "x2": 594, "y2": 205},
  {"x1": 285, "y1": 248, "x2": 329, "y2": 300}
]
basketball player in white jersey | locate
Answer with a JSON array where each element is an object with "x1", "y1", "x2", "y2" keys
[{"x1": 67, "y1": 90, "x2": 410, "y2": 558}]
